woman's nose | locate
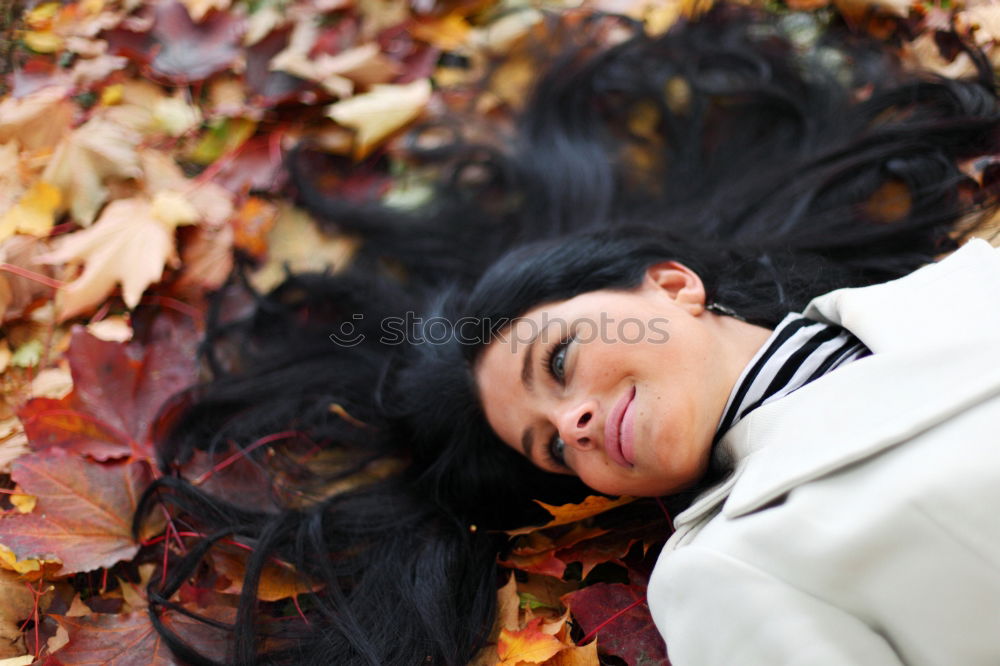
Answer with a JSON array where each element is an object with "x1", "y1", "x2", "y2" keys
[{"x1": 557, "y1": 402, "x2": 598, "y2": 451}]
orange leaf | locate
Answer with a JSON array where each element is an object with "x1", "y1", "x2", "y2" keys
[
  {"x1": 543, "y1": 640, "x2": 599, "y2": 666},
  {"x1": 498, "y1": 618, "x2": 565, "y2": 665},
  {"x1": 507, "y1": 496, "x2": 634, "y2": 536},
  {"x1": 210, "y1": 548, "x2": 321, "y2": 602}
]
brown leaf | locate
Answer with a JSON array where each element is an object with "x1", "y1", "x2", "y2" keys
[
  {"x1": 0, "y1": 450, "x2": 153, "y2": 575},
  {"x1": 0, "y1": 86, "x2": 74, "y2": 152},
  {"x1": 209, "y1": 548, "x2": 321, "y2": 602},
  {"x1": 0, "y1": 570, "x2": 55, "y2": 659},
  {"x1": 51, "y1": 606, "x2": 234, "y2": 664}
]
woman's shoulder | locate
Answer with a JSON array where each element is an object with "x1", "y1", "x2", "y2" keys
[{"x1": 803, "y1": 238, "x2": 1000, "y2": 354}]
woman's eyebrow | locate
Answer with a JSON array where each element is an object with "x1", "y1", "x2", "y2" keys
[
  {"x1": 520, "y1": 426, "x2": 535, "y2": 460},
  {"x1": 521, "y1": 329, "x2": 542, "y2": 390}
]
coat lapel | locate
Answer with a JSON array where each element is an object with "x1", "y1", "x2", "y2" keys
[{"x1": 668, "y1": 240, "x2": 1000, "y2": 539}]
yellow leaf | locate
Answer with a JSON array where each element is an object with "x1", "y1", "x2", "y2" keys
[
  {"x1": 153, "y1": 95, "x2": 203, "y2": 137},
  {"x1": 0, "y1": 181, "x2": 61, "y2": 242},
  {"x1": 100, "y1": 83, "x2": 124, "y2": 106},
  {"x1": 411, "y1": 14, "x2": 472, "y2": 50},
  {"x1": 38, "y1": 197, "x2": 183, "y2": 320},
  {"x1": 23, "y1": 31, "x2": 64, "y2": 54},
  {"x1": 0, "y1": 544, "x2": 61, "y2": 578},
  {"x1": 26, "y1": 2, "x2": 60, "y2": 28},
  {"x1": 10, "y1": 494, "x2": 36, "y2": 514},
  {"x1": 498, "y1": 618, "x2": 566, "y2": 665},
  {"x1": 86, "y1": 315, "x2": 133, "y2": 342},
  {"x1": 326, "y1": 79, "x2": 432, "y2": 159},
  {"x1": 507, "y1": 496, "x2": 635, "y2": 536}
]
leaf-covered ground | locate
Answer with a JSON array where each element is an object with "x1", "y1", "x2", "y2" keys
[{"x1": 1, "y1": 0, "x2": 999, "y2": 664}]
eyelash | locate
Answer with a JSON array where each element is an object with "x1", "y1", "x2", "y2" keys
[
  {"x1": 541, "y1": 334, "x2": 574, "y2": 467},
  {"x1": 542, "y1": 334, "x2": 573, "y2": 384}
]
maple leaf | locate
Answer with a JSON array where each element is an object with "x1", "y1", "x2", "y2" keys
[
  {"x1": 0, "y1": 449, "x2": 153, "y2": 575},
  {"x1": 0, "y1": 85, "x2": 74, "y2": 152},
  {"x1": 105, "y1": 1, "x2": 244, "y2": 83},
  {"x1": 51, "y1": 607, "x2": 234, "y2": 665},
  {"x1": 40, "y1": 117, "x2": 142, "y2": 226},
  {"x1": 497, "y1": 618, "x2": 566, "y2": 665},
  {"x1": 19, "y1": 324, "x2": 199, "y2": 461},
  {"x1": 563, "y1": 584, "x2": 667, "y2": 666},
  {"x1": 545, "y1": 641, "x2": 599, "y2": 666},
  {"x1": 38, "y1": 194, "x2": 196, "y2": 320},
  {"x1": 326, "y1": 78, "x2": 433, "y2": 158},
  {"x1": 508, "y1": 496, "x2": 635, "y2": 536}
]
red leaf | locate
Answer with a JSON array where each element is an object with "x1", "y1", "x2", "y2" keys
[
  {"x1": 52, "y1": 607, "x2": 234, "y2": 664},
  {"x1": 20, "y1": 320, "x2": 199, "y2": 460},
  {"x1": 1, "y1": 450, "x2": 153, "y2": 575},
  {"x1": 212, "y1": 136, "x2": 287, "y2": 194},
  {"x1": 563, "y1": 583, "x2": 668, "y2": 666},
  {"x1": 105, "y1": 1, "x2": 243, "y2": 83}
]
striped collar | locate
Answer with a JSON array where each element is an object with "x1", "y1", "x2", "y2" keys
[{"x1": 715, "y1": 313, "x2": 871, "y2": 442}]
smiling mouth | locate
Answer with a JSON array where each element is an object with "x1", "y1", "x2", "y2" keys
[{"x1": 604, "y1": 386, "x2": 636, "y2": 468}]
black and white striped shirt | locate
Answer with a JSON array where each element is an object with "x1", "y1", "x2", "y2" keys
[{"x1": 715, "y1": 314, "x2": 872, "y2": 440}]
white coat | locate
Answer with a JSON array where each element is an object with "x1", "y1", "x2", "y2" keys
[{"x1": 647, "y1": 239, "x2": 1000, "y2": 665}]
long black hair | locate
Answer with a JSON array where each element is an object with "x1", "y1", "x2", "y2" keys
[{"x1": 136, "y1": 7, "x2": 1000, "y2": 665}]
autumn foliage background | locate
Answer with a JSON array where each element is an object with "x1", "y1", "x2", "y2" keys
[{"x1": 0, "y1": 0, "x2": 998, "y2": 663}]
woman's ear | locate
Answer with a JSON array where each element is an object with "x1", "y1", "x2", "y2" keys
[{"x1": 642, "y1": 261, "x2": 707, "y2": 314}]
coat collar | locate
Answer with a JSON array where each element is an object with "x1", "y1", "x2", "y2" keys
[{"x1": 671, "y1": 239, "x2": 1000, "y2": 534}]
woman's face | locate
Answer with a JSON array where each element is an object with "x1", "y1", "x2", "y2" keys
[{"x1": 474, "y1": 262, "x2": 769, "y2": 497}]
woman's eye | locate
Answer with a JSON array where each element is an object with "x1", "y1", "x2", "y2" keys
[
  {"x1": 547, "y1": 337, "x2": 572, "y2": 382},
  {"x1": 548, "y1": 435, "x2": 566, "y2": 466}
]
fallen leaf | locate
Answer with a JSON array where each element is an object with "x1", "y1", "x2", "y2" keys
[
  {"x1": 250, "y1": 203, "x2": 357, "y2": 292},
  {"x1": 0, "y1": 86, "x2": 73, "y2": 152},
  {"x1": 209, "y1": 548, "x2": 320, "y2": 601},
  {"x1": 0, "y1": 571, "x2": 56, "y2": 659},
  {"x1": 0, "y1": 236, "x2": 59, "y2": 323},
  {"x1": 0, "y1": 418, "x2": 30, "y2": 474},
  {"x1": 326, "y1": 78, "x2": 432, "y2": 158},
  {"x1": 563, "y1": 584, "x2": 666, "y2": 666},
  {"x1": 508, "y1": 496, "x2": 634, "y2": 536},
  {"x1": 19, "y1": 324, "x2": 198, "y2": 461},
  {"x1": 41, "y1": 117, "x2": 142, "y2": 226},
  {"x1": 179, "y1": 0, "x2": 232, "y2": 22},
  {"x1": 0, "y1": 450, "x2": 153, "y2": 575},
  {"x1": 544, "y1": 640, "x2": 599, "y2": 666},
  {"x1": 230, "y1": 197, "x2": 277, "y2": 259},
  {"x1": 39, "y1": 196, "x2": 193, "y2": 319},
  {"x1": 0, "y1": 181, "x2": 62, "y2": 242},
  {"x1": 177, "y1": 224, "x2": 234, "y2": 292},
  {"x1": 497, "y1": 618, "x2": 566, "y2": 665},
  {"x1": 51, "y1": 607, "x2": 234, "y2": 664}
]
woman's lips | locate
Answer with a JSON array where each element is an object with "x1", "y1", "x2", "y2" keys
[{"x1": 604, "y1": 386, "x2": 636, "y2": 468}]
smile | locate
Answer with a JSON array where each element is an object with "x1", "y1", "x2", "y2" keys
[{"x1": 604, "y1": 386, "x2": 637, "y2": 467}]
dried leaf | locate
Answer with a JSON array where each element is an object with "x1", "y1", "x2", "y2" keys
[
  {"x1": 51, "y1": 607, "x2": 234, "y2": 664},
  {"x1": 563, "y1": 584, "x2": 666, "y2": 666},
  {"x1": 326, "y1": 79, "x2": 432, "y2": 158},
  {"x1": 0, "y1": 570, "x2": 54, "y2": 658},
  {"x1": 497, "y1": 618, "x2": 566, "y2": 665},
  {"x1": 41, "y1": 117, "x2": 142, "y2": 226},
  {"x1": 508, "y1": 496, "x2": 634, "y2": 536},
  {"x1": 39, "y1": 196, "x2": 192, "y2": 319},
  {"x1": 0, "y1": 450, "x2": 153, "y2": 575},
  {"x1": 209, "y1": 548, "x2": 320, "y2": 601},
  {"x1": 0, "y1": 86, "x2": 73, "y2": 152},
  {"x1": 20, "y1": 324, "x2": 198, "y2": 461},
  {"x1": 543, "y1": 641, "x2": 599, "y2": 666},
  {"x1": 0, "y1": 181, "x2": 62, "y2": 242}
]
